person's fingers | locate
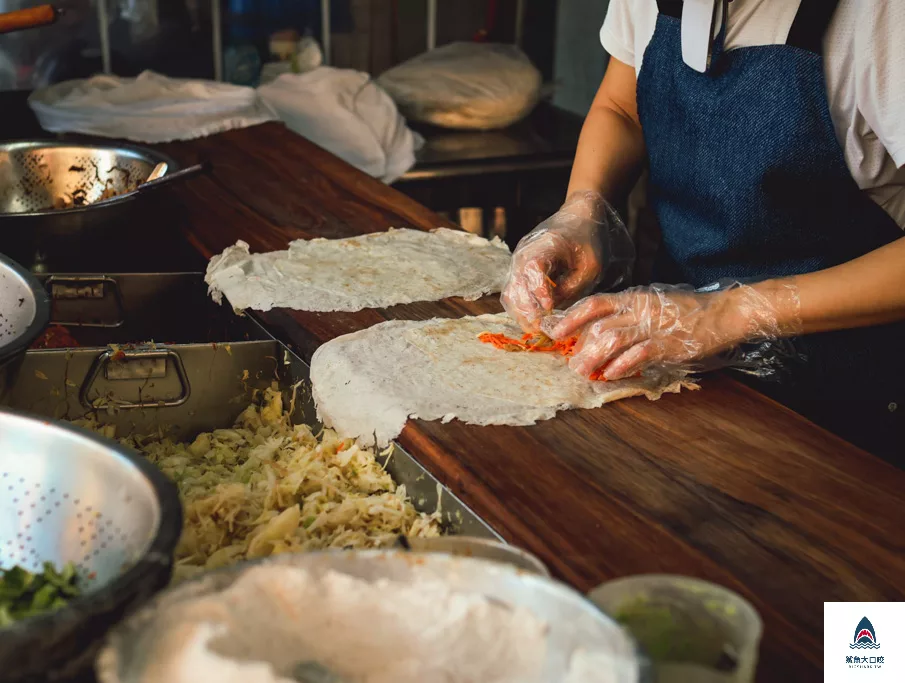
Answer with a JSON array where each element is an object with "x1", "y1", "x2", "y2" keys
[
  {"x1": 523, "y1": 259, "x2": 556, "y2": 313},
  {"x1": 547, "y1": 294, "x2": 626, "y2": 340},
  {"x1": 569, "y1": 323, "x2": 648, "y2": 377},
  {"x1": 501, "y1": 286, "x2": 544, "y2": 333},
  {"x1": 539, "y1": 313, "x2": 564, "y2": 339},
  {"x1": 556, "y1": 257, "x2": 601, "y2": 305},
  {"x1": 602, "y1": 329, "x2": 707, "y2": 379},
  {"x1": 501, "y1": 248, "x2": 558, "y2": 331},
  {"x1": 601, "y1": 339, "x2": 657, "y2": 380},
  {"x1": 571, "y1": 312, "x2": 636, "y2": 354}
]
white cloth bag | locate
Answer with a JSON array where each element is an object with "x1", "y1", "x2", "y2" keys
[
  {"x1": 28, "y1": 71, "x2": 278, "y2": 144},
  {"x1": 377, "y1": 42, "x2": 542, "y2": 131},
  {"x1": 257, "y1": 67, "x2": 422, "y2": 184}
]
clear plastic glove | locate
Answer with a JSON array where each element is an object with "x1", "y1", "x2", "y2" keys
[
  {"x1": 501, "y1": 191, "x2": 634, "y2": 332},
  {"x1": 540, "y1": 281, "x2": 803, "y2": 381}
]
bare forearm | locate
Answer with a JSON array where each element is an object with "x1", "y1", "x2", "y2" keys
[
  {"x1": 565, "y1": 58, "x2": 647, "y2": 210},
  {"x1": 567, "y1": 106, "x2": 646, "y2": 202},
  {"x1": 749, "y1": 237, "x2": 905, "y2": 336},
  {"x1": 793, "y1": 237, "x2": 905, "y2": 333}
]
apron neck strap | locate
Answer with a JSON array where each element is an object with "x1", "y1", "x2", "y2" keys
[
  {"x1": 786, "y1": 0, "x2": 842, "y2": 54},
  {"x1": 656, "y1": 0, "x2": 683, "y2": 19}
]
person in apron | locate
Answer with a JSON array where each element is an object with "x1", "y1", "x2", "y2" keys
[{"x1": 501, "y1": 0, "x2": 905, "y2": 463}]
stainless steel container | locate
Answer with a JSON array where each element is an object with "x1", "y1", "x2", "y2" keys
[
  {"x1": 5, "y1": 337, "x2": 500, "y2": 539},
  {"x1": 0, "y1": 251, "x2": 50, "y2": 400},
  {"x1": 32, "y1": 272, "x2": 269, "y2": 347},
  {"x1": 5, "y1": 338, "x2": 499, "y2": 540},
  {"x1": 0, "y1": 409, "x2": 181, "y2": 683},
  {"x1": 0, "y1": 141, "x2": 178, "y2": 245},
  {"x1": 97, "y1": 551, "x2": 646, "y2": 683}
]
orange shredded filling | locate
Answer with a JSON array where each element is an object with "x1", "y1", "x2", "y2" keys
[{"x1": 478, "y1": 331, "x2": 608, "y2": 381}]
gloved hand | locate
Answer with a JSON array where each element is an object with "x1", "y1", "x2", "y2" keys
[
  {"x1": 540, "y1": 281, "x2": 803, "y2": 380},
  {"x1": 501, "y1": 191, "x2": 634, "y2": 332}
]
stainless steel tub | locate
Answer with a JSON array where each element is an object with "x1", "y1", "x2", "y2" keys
[
  {"x1": 0, "y1": 142, "x2": 179, "y2": 259},
  {"x1": 5, "y1": 338, "x2": 499, "y2": 540}
]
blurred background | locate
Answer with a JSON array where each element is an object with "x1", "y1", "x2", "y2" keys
[{"x1": 0, "y1": 0, "x2": 618, "y2": 247}]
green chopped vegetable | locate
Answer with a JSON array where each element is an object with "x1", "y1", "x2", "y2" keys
[
  {"x1": 0, "y1": 562, "x2": 81, "y2": 626},
  {"x1": 614, "y1": 595, "x2": 732, "y2": 669}
]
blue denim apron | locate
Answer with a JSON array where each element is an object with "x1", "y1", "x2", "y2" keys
[{"x1": 637, "y1": 0, "x2": 905, "y2": 460}]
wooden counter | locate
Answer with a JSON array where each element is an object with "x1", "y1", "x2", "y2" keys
[{"x1": 159, "y1": 122, "x2": 905, "y2": 683}]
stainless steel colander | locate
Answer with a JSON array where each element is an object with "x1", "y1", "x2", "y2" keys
[
  {"x1": 0, "y1": 410, "x2": 181, "y2": 682},
  {"x1": 0, "y1": 141, "x2": 178, "y2": 243},
  {"x1": 0, "y1": 141, "x2": 175, "y2": 214},
  {"x1": 0, "y1": 251, "x2": 50, "y2": 400}
]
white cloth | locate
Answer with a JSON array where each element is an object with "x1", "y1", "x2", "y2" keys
[
  {"x1": 600, "y1": 0, "x2": 905, "y2": 228},
  {"x1": 377, "y1": 42, "x2": 542, "y2": 131},
  {"x1": 257, "y1": 67, "x2": 422, "y2": 183},
  {"x1": 28, "y1": 71, "x2": 277, "y2": 143}
]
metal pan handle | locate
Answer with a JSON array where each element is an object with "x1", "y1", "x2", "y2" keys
[
  {"x1": 44, "y1": 275, "x2": 126, "y2": 328},
  {"x1": 79, "y1": 348, "x2": 191, "y2": 409}
]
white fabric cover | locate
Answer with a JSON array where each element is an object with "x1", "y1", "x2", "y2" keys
[
  {"x1": 28, "y1": 71, "x2": 277, "y2": 143},
  {"x1": 377, "y1": 42, "x2": 542, "y2": 131},
  {"x1": 258, "y1": 67, "x2": 422, "y2": 183}
]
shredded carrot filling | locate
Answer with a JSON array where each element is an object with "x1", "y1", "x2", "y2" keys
[
  {"x1": 478, "y1": 331, "x2": 609, "y2": 381},
  {"x1": 477, "y1": 331, "x2": 575, "y2": 354}
]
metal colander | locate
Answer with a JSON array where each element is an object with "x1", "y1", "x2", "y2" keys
[
  {"x1": 0, "y1": 251, "x2": 46, "y2": 350},
  {"x1": 0, "y1": 251, "x2": 50, "y2": 401},
  {"x1": 0, "y1": 410, "x2": 181, "y2": 683},
  {"x1": 0, "y1": 141, "x2": 174, "y2": 214}
]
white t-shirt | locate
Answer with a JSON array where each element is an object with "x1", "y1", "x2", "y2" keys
[{"x1": 600, "y1": 0, "x2": 905, "y2": 228}]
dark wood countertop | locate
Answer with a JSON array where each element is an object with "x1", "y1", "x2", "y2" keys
[{"x1": 158, "y1": 122, "x2": 905, "y2": 683}]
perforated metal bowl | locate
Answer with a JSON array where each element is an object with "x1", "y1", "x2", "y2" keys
[
  {"x1": 0, "y1": 141, "x2": 178, "y2": 242},
  {"x1": 0, "y1": 251, "x2": 50, "y2": 400},
  {"x1": 0, "y1": 141, "x2": 176, "y2": 214},
  {"x1": 0, "y1": 410, "x2": 181, "y2": 683}
]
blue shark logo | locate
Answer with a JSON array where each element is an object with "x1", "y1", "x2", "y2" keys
[{"x1": 851, "y1": 617, "x2": 881, "y2": 650}]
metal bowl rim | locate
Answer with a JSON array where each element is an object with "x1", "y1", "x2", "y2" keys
[
  {"x1": 0, "y1": 407, "x2": 183, "y2": 639},
  {"x1": 0, "y1": 140, "x2": 180, "y2": 218},
  {"x1": 404, "y1": 535, "x2": 551, "y2": 578},
  {"x1": 101, "y1": 548, "x2": 638, "y2": 657},
  {"x1": 0, "y1": 251, "x2": 50, "y2": 362}
]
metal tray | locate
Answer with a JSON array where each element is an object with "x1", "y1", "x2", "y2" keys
[
  {"x1": 4, "y1": 338, "x2": 498, "y2": 540},
  {"x1": 32, "y1": 272, "x2": 267, "y2": 348}
]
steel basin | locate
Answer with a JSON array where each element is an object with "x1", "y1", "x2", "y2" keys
[
  {"x1": 0, "y1": 409, "x2": 182, "y2": 682},
  {"x1": 0, "y1": 251, "x2": 49, "y2": 400},
  {"x1": 0, "y1": 141, "x2": 178, "y2": 247},
  {"x1": 97, "y1": 550, "x2": 647, "y2": 683}
]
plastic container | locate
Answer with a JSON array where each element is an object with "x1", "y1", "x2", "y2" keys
[{"x1": 589, "y1": 575, "x2": 763, "y2": 683}]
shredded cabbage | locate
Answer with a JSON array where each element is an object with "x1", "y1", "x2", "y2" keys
[{"x1": 74, "y1": 386, "x2": 441, "y2": 582}]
